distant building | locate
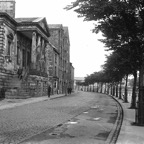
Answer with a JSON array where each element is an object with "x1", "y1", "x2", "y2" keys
[
  {"x1": 74, "y1": 77, "x2": 84, "y2": 90},
  {"x1": 63, "y1": 26, "x2": 71, "y2": 94},
  {"x1": 69, "y1": 63, "x2": 74, "y2": 91},
  {"x1": 74, "y1": 77, "x2": 85, "y2": 82}
]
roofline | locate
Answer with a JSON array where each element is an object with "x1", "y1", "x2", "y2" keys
[
  {"x1": 33, "y1": 17, "x2": 44, "y2": 22},
  {"x1": 0, "y1": 13, "x2": 50, "y2": 37},
  {"x1": 48, "y1": 41, "x2": 59, "y2": 54},
  {"x1": 48, "y1": 24, "x2": 63, "y2": 30},
  {"x1": 17, "y1": 21, "x2": 50, "y2": 37},
  {"x1": 0, "y1": 12, "x2": 17, "y2": 25}
]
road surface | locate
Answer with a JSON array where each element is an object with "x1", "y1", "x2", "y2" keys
[{"x1": 0, "y1": 92, "x2": 123, "y2": 144}]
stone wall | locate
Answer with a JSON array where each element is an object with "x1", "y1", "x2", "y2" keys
[
  {"x1": 26, "y1": 75, "x2": 48, "y2": 97},
  {"x1": 0, "y1": 23, "x2": 15, "y2": 98}
]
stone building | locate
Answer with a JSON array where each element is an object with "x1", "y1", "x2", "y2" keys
[
  {"x1": 0, "y1": 12, "x2": 52, "y2": 99},
  {"x1": 69, "y1": 62, "x2": 74, "y2": 91},
  {"x1": 48, "y1": 24, "x2": 62, "y2": 94},
  {"x1": 0, "y1": 0, "x2": 15, "y2": 18},
  {"x1": 0, "y1": 0, "x2": 74, "y2": 98},
  {"x1": 63, "y1": 26, "x2": 71, "y2": 93},
  {"x1": 46, "y1": 41, "x2": 59, "y2": 95},
  {"x1": 0, "y1": 0, "x2": 53, "y2": 98},
  {"x1": 48, "y1": 25, "x2": 72, "y2": 95}
]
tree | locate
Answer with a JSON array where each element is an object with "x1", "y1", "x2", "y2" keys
[{"x1": 66, "y1": 0, "x2": 144, "y2": 125}]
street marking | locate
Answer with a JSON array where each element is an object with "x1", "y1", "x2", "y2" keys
[{"x1": 93, "y1": 117, "x2": 101, "y2": 121}]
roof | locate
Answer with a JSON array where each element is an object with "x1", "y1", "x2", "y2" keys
[
  {"x1": 15, "y1": 17, "x2": 50, "y2": 37},
  {"x1": 1, "y1": 0, "x2": 15, "y2": 2},
  {"x1": 0, "y1": 12, "x2": 17, "y2": 25},
  {"x1": 15, "y1": 17, "x2": 42, "y2": 23},
  {"x1": 48, "y1": 24, "x2": 63, "y2": 29},
  {"x1": 0, "y1": 13, "x2": 50, "y2": 37}
]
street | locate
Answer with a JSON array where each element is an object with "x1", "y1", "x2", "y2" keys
[{"x1": 0, "y1": 92, "x2": 122, "y2": 144}]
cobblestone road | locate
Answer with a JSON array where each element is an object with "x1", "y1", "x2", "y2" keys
[{"x1": 0, "y1": 92, "x2": 120, "y2": 144}]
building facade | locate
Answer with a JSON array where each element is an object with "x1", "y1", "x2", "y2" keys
[
  {"x1": 48, "y1": 24, "x2": 63, "y2": 94},
  {"x1": 69, "y1": 62, "x2": 74, "y2": 91},
  {"x1": 46, "y1": 42, "x2": 59, "y2": 95},
  {"x1": 0, "y1": 0, "x2": 74, "y2": 98},
  {"x1": 48, "y1": 25, "x2": 73, "y2": 95},
  {"x1": 63, "y1": 27, "x2": 71, "y2": 94},
  {"x1": 0, "y1": 12, "x2": 52, "y2": 99},
  {"x1": 0, "y1": 0, "x2": 52, "y2": 98}
]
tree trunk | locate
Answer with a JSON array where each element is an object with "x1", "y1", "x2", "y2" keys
[
  {"x1": 113, "y1": 84, "x2": 115, "y2": 96},
  {"x1": 89, "y1": 85, "x2": 91, "y2": 92},
  {"x1": 107, "y1": 83, "x2": 110, "y2": 95},
  {"x1": 124, "y1": 74, "x2": 128, "y2": 103},
  {"x1": 104, "y1": 83, "x2": 107, "y2": 94},
  {"x1": 100, "y1": 83, "x2": 103, "y2": 93},
  {"x1": 130, "y1": 71, "x2": 137, "y2": 109},
  {"x1": 111, "y1": 84, "x2": 113, "y2": 95},
  {"x1": 116, "y1": 83, "x2": 118, "y2": 97},
  {"x1": 108, "y1": 84, "x2": 110, "y2": 95},
  {"x1": 97, "y1": 83, "x2": 99, "y2": 92},
  {"x1": 137, "y1": 65, "x2": 144, "y2": 125},
  {"x1": 119, "y1": 80, "x2": 122, "y2": 99}
]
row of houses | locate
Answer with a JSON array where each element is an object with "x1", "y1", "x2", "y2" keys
[{"x1": 0, "y1": 0, "x2": 74, "y2": 99}]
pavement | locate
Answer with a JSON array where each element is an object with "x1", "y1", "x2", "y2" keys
[
  {"x1": 113, "y1": 96, "x2": 144, "y2": 144},
  {"x1": 0, "y1": 93, "x2": 66, "y2": 110},
  {"x1": 0, "y1": 92, "x2": 144, "y2": 144}
]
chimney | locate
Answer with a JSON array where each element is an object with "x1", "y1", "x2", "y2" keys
[{"x1": 0, "y1": 0, "x2": 16, "y2": 18}]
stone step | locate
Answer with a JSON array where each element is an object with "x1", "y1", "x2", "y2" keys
[{"x1": 5, "y1": 95, "x2": 31, "y2": 99}]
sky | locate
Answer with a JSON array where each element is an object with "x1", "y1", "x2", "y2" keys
[{"x1": 15, "y1": 0, "x2": 107, "y2": 78}]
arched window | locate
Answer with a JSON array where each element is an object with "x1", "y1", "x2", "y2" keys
[{"x1": 5, "y1": 33, "x2": 13, "y2": 62}]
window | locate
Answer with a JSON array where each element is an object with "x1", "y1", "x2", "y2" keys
[
  {"x1": 7, "y1": 33, "x2": 13, "y2": 56},
  {"x1": 5, "y1": 40, "x2": 12, "y2": 63},
  {"x1": 55, "y1": 66, "x2": 57, "y2": 76},
  {"x1": 7, "y1": 41, "x2": 11, "y2": 56},
  {"x1": 55, "y1": 54, "x2": 57, "y2": 64},
  {"x1": 6, "y1": 33, "x2": 13, "y2": 62},
  {"x1": 17, "y1": 46, "x2": 20, "y2": 65}
]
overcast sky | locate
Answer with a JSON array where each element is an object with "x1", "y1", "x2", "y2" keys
[{"x1": 15, "y1": 0, "x2": 107, "y2": 77}]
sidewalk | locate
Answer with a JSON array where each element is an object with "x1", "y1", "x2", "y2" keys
[
  {"x1": 0, "y1": 94, "x2": 66, "y2": 110},
  {"x1": 113, "y1": 96, "x2": 144, "y2": 144}
]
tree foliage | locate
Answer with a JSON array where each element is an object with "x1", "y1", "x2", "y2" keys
[{"x1": 65, "y1": 0, "x2": 144, "y2": 79}]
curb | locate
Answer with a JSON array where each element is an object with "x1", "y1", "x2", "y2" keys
[{"x1": 105, "y1": 95, "x2": 124, "y2": 144}]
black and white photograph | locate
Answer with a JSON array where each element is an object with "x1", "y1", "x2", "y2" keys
[{"x1": 0, "y1": 0, "x2": 144, "y2": 143}]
